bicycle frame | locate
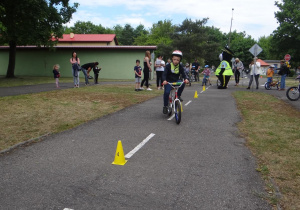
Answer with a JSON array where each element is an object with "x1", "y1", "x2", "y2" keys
[{"x1": 168, "y1": 82, "x2": 183, "y2": 108}]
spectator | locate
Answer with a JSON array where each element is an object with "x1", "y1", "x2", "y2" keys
[
  {"x1": 93, "y1": 63, "x2": 101, "y2": 84},
  {"x1": 81, "y1": 62, "x2": 99, "y2": 86},
  {"x1": 155, "y1": 55, "x2": 165, "y2": 90},
  {"x1": 233, "y1": 58, "x2": 244, "y2": 86},
  {"x1": 183, "y1": 63, "x2": 190, "y2": 83},
  {"x1": 141, "y1": 50, "x2": 152, "y2": 91},
  {"x1": 191, "y1": 59, "x2": 200, "y2": 82},
  {"x1": 247, "y1": 58, "x2": 261, "y2": 89},
  {"x1": 278, "y1": 60, "x2": 290, "y2": 91},
  {"x1": 134, "y1": 59, "x2": 142, "y2": 91},
  {"x1": 70, "y1": 51, "x2": 80, "y2": 88},
  {"x1": 52, "y1": 64, "x2": 60, "y2": 88}
]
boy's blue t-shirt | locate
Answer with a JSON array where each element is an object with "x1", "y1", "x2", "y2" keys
[{"x1": 134, "y1": 66, "x2": 142, "y2": 78}]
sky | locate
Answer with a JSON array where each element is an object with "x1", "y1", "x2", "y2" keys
[{"x1": 68, "y1": 0, "x2": 280, "y2": 41}]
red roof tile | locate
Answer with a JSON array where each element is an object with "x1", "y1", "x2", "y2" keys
[
  {"x1": 54, "y1": 34, "x2": 118, "y2": 44},
  {"x1": 257, "y1": 59, "x2": 269, "y2": 66}
]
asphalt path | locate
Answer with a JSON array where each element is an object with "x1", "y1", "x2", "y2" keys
[{"x1": 0, "y1": 80, "x2": 271, "y2": 209}]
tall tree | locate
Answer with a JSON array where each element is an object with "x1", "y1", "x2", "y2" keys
[
  {"x1": 257, "y1": 35, "x2": 273, "y2": 60},
  {"x1": 0, "y1": 0, "x2": 78, "y2": 78},
  {"x1": 70, "y1": 21, "x2": 107, "y2": 34},
  {"x1": 272, "y1": 0, "x2": 300, "y2": 66},
  {"x1": 172, "y1": 18, "x2": 209, "y2": 64},
  {"x1": 118, "y1": 24, "x2": 135, "y2": 45},
  {"x1": 227, "y1": 31, "x2": 256, "y2": 66}
]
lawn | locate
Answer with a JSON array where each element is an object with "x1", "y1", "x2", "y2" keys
[{"x1": 234, "y1": 91, "x2": 300, "y2": 209}]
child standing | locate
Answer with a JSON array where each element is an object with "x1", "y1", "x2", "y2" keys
[
  {"x1": 53, "y1": 64, "x2": 60, "y2": 88},
  {"x1": 134, "y1": 60, "x2": 142, "y2": 91},
  {"x1": 93, "y1": 63, "x2": 101, "y2": 84}
]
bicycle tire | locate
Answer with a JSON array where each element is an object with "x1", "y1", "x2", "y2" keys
[
  {"x1": 286, "y1": 87, "x2": 300, "y2": 101},
  {"x1": 264, "y1": 82, "x2": 271, "y2": 90},
  {"x1": 276, "y1": 82, "x2": 280, "y2": 90},
  {"x1": 175, "y1": 101, "x2": 181, "y2": 124},
  {"x1": 167, "y1": 101, "x2": 172, "y2": 116}
]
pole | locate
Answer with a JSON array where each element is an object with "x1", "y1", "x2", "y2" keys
[{"x1": 228, "y1": 8, "x2": 234, "y2": 48}]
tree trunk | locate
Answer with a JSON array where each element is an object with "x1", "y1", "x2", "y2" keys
[{"x1": 6, "y1": 40, "x2": 16, "y2": 78}]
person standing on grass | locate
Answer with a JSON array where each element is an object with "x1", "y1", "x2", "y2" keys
[
  {"x1": 233, "y1": 58, "x2": 244, "y2": 86},
  {"x1": 141, "y1": 50, "x2": 152, "y2": 91},
  {"x1": 81, "y1": 62, "x2": 99, "y2": 86},
  {"x1": 247, "y1": 58, "x2": 261, "y2": 90},
  {"x1": 155, "y1": 55, "x2": 165, "y2": 90},
  {"x1": 134, "y1": 59, "x2": 142, "y2": 91},
  {"x1": 53, "y1": 64, "x2": 60, "y2": 88},
  {"x1": 70, "y1": 51, "x2": 80, "y2": 88}
]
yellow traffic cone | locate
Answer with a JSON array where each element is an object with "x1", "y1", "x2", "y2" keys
[
  {"x1": 181, "y1": 103, "x2": 183, "y2": 112},
  {"x1": 194, "y1": 91, "x2": 198, "y2": 98},
  {"x1": 112, "y1": 140, "x2": 127, "y2": 165},
  {"x1": 203, "y1": 85, "x2": 206, "y2": 91}
]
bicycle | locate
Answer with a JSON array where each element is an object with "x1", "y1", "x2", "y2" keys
[
  {"x1": 286, "y1": 76, "x2": 300, "y2": 101},
  {"x1": 265, "y1": 76, "x2": 281, "y2": 90},
  {"x1": 166, "y1": 82, "x2": 185, "y2": 124}
]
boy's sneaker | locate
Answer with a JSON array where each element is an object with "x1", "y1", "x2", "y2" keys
[
  {"x1": 147, "y1": 88, "x2": 152, "y2": 91},
  {"x1": 163, "y1": 106, "x2": 168, "y2": 114},
  {"x1": 140, "y1": 87, "x2": 145, "y2": 90}
]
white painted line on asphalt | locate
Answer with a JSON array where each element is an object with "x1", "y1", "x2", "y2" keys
[
  {"x1": 168, "y1": 114, "x2": 175, "y2": 120},
  {"x1": 125, "y1": 133, "x2": 155, "y2": 159},
  {"x1": 185, "y1": 100, "x2": 192, "y2": 106},
  {"x1": 63, "y1": 208, "x2": 74, "y2": 210}
]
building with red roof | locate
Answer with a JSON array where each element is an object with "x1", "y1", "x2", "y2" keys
[
  {"x1": 0, "y1": 34, "x2": 157, "y2": 79},
  {"x1": 53, "y1": 33, "x2": 119, "y2": 46}
]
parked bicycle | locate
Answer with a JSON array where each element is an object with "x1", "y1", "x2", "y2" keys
[
  {"x1": 286, "y1": 75, "x2": 300, "y2": 101},
  {"x1": 166, "y1": 82, "x2": 185, "y2": 124}
]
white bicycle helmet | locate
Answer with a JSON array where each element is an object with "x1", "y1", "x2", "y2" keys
[{"x1": 172, "y1": 50, "x2": 183, "y2": 60}]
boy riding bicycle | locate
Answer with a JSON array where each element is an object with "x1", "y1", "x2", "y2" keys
[{"x1": 162, "y1": 50, "x2": 189, "y2": 114}]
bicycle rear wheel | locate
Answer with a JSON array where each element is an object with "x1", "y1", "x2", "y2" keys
[
  {"x1": 174, "y1": 101, "x2": 181, "y2": 124},
  {"x1": 286, "y1": 87, "x2": 300, "y2": 101}
]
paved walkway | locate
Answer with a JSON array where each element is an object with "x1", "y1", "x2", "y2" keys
[{"x1": 0, "y1": 77, "x2": 298, "y2": 209}]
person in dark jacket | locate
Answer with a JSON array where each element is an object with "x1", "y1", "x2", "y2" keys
[
  {"x1": 93, "y1": 63, "x2": 101, "y2": 84},
  {"x1": 53, "y1": 64, "x2": 60, "y2": 88},
  {"x1": 278, "y1": 60, "x2": 290, "y2": 90},
  {"x1": 162, "y1": 50, "x2": 188, "y2": 114},
  {"x1": 81, "y1": 62, "x2": 99, "y2": 85}
]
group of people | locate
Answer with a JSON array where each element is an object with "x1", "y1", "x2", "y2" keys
[{"x1": 52, "y1": 51, "x2": 101, "y2": 88}]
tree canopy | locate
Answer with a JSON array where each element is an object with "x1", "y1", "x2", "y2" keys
[
  {"x1": 0, "y1": 0, "x2": 78, "y2": 77},
  {"x1": 272, "y1": 0, "x2": 300, "y2": 66}
]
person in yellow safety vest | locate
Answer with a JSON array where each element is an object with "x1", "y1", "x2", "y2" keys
[{"x1": 215, "y1": 47, "x2": 234, "y2": 89}]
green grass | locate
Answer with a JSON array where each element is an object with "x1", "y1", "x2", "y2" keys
[
  {"x1": 233, "y1": 91, "x2": 300, "y2": 209},
  {"x1": 0, "y1": 75, "x2": 134, "y2": 87}
]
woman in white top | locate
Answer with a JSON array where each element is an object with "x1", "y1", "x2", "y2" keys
[
  {"x1": 247, "y1": 58, "x2": 261, "y2": 89},
  {"x1": 155, "y1": 55, "x2": 165, "y2": 90}
]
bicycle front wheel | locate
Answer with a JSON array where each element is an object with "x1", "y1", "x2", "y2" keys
[
  {"x1": 286, "y1": 87, "x2": 300, "y2": 101},
  {"x1": 174, "y1": 101, "x2": 181, "y2": 124},
  {"x1": 264, "y1": 82, "x2": 271, "y2": 90}
]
